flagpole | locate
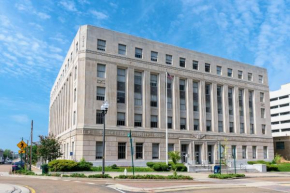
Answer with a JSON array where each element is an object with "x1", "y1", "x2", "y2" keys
[{"x1": 166, "y1": 70, "x2": 168, "y2": 165}]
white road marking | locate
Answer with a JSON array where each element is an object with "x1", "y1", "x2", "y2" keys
[
  {"x1": 74, "y1": 181, "x2": 80, "y2": 183},
  {"x1": 86, "y1": 182, "x2": 95, "y2": 185},
  {"x1": 63, "y1": 180, "x2": 70, "y2": 182},
  {"x1": 108, "y1": 187, "x2": 126, "y2": 193}
]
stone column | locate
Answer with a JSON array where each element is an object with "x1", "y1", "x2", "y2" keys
[
  {"x1": 191, "y1": 141, "x2": 195, "y2": 165},
  {"x1": 199, "y1": 81, "x2": 206, "y2": 132},
  {"x1": 126, "y1": 67, "x2": 134, "y2": 127},
  {"x1": 233, "y1": 86, "x2": 240, "y2": 134},
  {"x1": 253, "y1": 90, "x2": 260, "y2": 135},
  {"x1": 244, "y1": 89, "x2": 250, "y2": 134},
  {"x1": 106, "y1": 64, "x2": 117, "y2": 127},
  {"x1": 143, "y1": 71, "x2": 151, "y2": 128},
  {"x1": 212, "y1": 83, "x2": 218, "y2": 132},
  {"x1": 223, "y1": 85, "x2": 229, "y2": 133},
  {"x1": 203, "y1": 141, "x2": 208, "y2": 164},
  {"x1": 173, "y1": 76, "x2": 180, "y2": 130},
  {"x1": 187, "y1": 79, "x2": 193, "y2": 131},
  {"x1": 159, "y1": 72, "x2": 166, "y2": 129}
]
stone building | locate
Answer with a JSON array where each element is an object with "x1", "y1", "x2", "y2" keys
[
  {"x1": 270, "y1": 83, "x2": 290, "y2": 160},
  {"x1": 49, "y1": 25, "x2": 274, "y2": 166}
]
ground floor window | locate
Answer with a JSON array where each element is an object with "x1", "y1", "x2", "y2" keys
[
  {"x1": 136, "y1": 143, "x2": 143, "y2": 159},
  {"x1": 263, "y1": 146, "x2": 268, "y2": 159},
  {"x1": 276, "y1": 142, "x2": 284, "y2": 149},
  {"x1": 252, "y1": 146, "x2": 256, "y2": 159},
  {"x1": 242, "y1": 146, "x2": 247, "y2": 159},
  {"x1": 96, "y1": 142, "x2": 103, "y2": 159},
  {"x1": 152, "y1": 143, "x2": 159, "y2": 159},
  {"x1": 231, "y1": 145, "x2": 236, "y2": 159},
  {"x1": 118, "y1": 142, "x2": 126, "y2": 159}
]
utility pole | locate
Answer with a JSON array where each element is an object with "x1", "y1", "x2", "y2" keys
[{"x1": 30, "y1": 120, "x2": 33, "y2": 171}]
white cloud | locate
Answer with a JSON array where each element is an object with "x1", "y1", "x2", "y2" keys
[
  {"x1": 59, "y1": 0, "x2": 77, "y2": 12},
  {"x1": 29, "y1": 22, "x2": 44, "y2": 31},
  {"x1": 90, "y1": 10, "x2": 108, "y2": 20},
  {"x1": 10, "y1": 114, "x2": 29, "y2": 124},
  {"x1": 15, "y1": 1, "x2": 51, "y2": 20},
  {"x1": 37, "y1": 12, "x2": 51, "y2": 19}
]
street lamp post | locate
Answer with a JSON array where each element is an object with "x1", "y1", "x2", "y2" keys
[{"x1": 101, "y1": 101, "x2": 109, "y2": 175}]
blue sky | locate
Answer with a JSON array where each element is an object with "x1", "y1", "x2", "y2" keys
[{"x1": 0, "y1": 0, "x2": 290, "y2": 152}]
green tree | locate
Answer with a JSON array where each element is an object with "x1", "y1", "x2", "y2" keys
[
  {"x1": 38, "y1": 134, "x2": 62, "y2": 162},
  {"x1": 3, "y1": 149, "x2": 13, "y2": 161},
  {"x1": 168, "y1": 151, "x2": 181, "y2": 176},
  {"x1": 26, "y1": 145, "x2": 38, "y2": 164}
]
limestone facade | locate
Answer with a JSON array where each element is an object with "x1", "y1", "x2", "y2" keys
[{"x1": 49, "y1": 25, "x2": 274, "y2": 166}]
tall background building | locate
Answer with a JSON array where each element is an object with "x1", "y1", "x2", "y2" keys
[
  {"x1": 270, "y1": 83, "x2": 290, "y2": 159},
  {"x1": 49, "y1": 25, "x2": 273, "y2": 166}
]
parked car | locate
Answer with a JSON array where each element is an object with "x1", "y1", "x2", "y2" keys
[
  {"x1": 12, "y1": 161, "x2": 24, "y2": 171},
  {"x1": 5, "y1": 160, "x2": 12, "y2": 164}
]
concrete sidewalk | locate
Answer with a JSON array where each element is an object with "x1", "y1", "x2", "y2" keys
[{"x1": 0, "y1": 183, "x2": 30, "y2": 193}]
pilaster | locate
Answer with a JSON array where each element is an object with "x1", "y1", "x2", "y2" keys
[
  {"x1": 187, "y1": 79, "x2": 193, "y2": 130},
  {"x1": 126, "y1": 67, "x2": 134, "y2": 127}
]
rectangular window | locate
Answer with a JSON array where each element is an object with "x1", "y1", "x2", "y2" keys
[
  {"x1": 151, "y1": 51, "x2": 158, "y2": 62},
  {"x1": 136, "y1": 143, "x2": 143, "y2": 159},
  {"x1": 118, "y1": 142, "x2": 126, "y2": 159},
  {"x1": 270, "y1": 97, "x2": 278, "y2": 101},
  {"x1": 117, "y1": 68, "x2": 126, "y2": 103},
  {"x1": 97, "y1": 64, "x2": 106, "y2": 78},
  {"x1": 228, "y1": 87, "x2": 234, "y2": 115},
  {"x1": 134, "y1": 72, "x2": 142, "y2": 106},
  {"x1": 96, "y1": 142, "x2": 103, "y2": 159},
  {"x1": 229, "y1": 122, "x2": 234, "y2": 133},
  {"x1": 74, "y1": 88, "x2": 76, "y2": 102},
  {"x1": 240, "y1": 123, "x2": 244, "y2": 134},
  {"x1": 168, "y1": 117, "x2": 172, "y2": 129},
  {"x1": 228, "y1": 68, "x2": 233, "y2": 77},
  {"x1": 96, "y1": 87, "x2": 105, "y2": 101},
  {"x1": 166, "y1": 54, "x2": 172, "y2": 65},
  {"x1": 117, "y1": 112, "x2": 125, "y2": 126},
  {"x1": 167, "y1": 78, "x2": 172, "y2": 109},
  {"x1": 206, "y1": 120, "x2": 211, "y2": 132},
  {"x1": 262, "y1": 124, "x2": 266, "y2": 134},
  {"x1": 263, "y1": 146, "x2": 268, "y2": 159},
  {"x1": 168, "y1": 144, "x2": 174, "y2": 153},
  {"x1": 280, "y1": 103, "x2": 289, "y2": 108},
  {"x1": 74, "y1": 66, "x2": 77, "y2": 80},
  {"x1": 194, "y1": 119, "x2": 199, "y2": 131},
  {"x1": 151, "y1": 115, "x2": 158, "y2": 128},
  {"x1": 279, "y1": 95, "x2": 289, "y2": 100},
  {"x1": 261, "y1": 108, "x2": 265, "y2": 118},
  {"x1": 135, "y1": 48, "x2": 142, "y2": 58},
  {"x1": 193, "y1": 82, "x2": 199, "y2": 112},
  {"x1": 252, "y1": 146, "x2": 257, "y2": 159},
  {"x1": 76, "y1": 42, "x2": 78, "y2": 53},
  {"x1": 217, "y1": 85, "x2": 223, "y2": 114},
  {"x1": 180, "y1": 79, "x2": 186, "y2": 110},
  {"x1": 259, "y1": 75, "x2": 264, "y2": 83},
  {"x1": 238, "y1": 70, "x2": 243, "y2": 79},
  {"x1": 260, "y1": 92, "x2": 264, "y2": 102},
  {"x1": 205, "y1": 84, "x2": 211, "y2": 113},
  {"x1": 205, "y1": 63, "x2": 210, "y2": 72},
  {"x1": 249, "y1": 91, "x2": 254, "y2": 118},
  {"x1": 242, "y1": 146, "x2": 247, "y2": 159},
  {"x1": 276, "y1": 142, "x2": 285, "y2": 150},
  {"x1": 192, "y1": 60, "x2": 198, "y2": 70},
  {"x1": 152, "y1": 143, "x2": 159, "y2": 159},
  {"x1": 96, "y1": 110, "x2": 103, "y2": 124},
  {"x1": 73, "y1": 111, "x2": 76, "y2": 125},
  {"x1": 248, "y1": 73, "x2": 252, "y2": 81},
  {"x1": 180, "y1": 118, "x2": 186, "y2": 130},
  {"x1": 180, "y1": 58, "x2": 185, "y2": 67},
  {"x1": 217, "y1": 66, "x2": 222, "y2": 75},
  {"x1": 250, "y1": 124, "x2": 255, "y2": 134},
  {"x1": 134, "y1": 114, "x2": 142, "y2": 127},
  {"x1": 218, "y1": 121, "x2": 223, "y2": 132},
  {"x1": 118, "y1": 44, "x2": 126, "y2": 55},
  {"x1": 97, "y1": 39, "x2": 106, "y2": 51},
  {"x1": 239, "y1": 89, "x2": 244, "y2": 117},
  {"x1": 150, "y1": 74, "x2": 158, "y2": 107}
]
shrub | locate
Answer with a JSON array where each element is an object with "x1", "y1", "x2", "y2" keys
[
  {"x1": 88, "y1": 174, "x2": 112, "y2": 178},
  {"x1": 153, "y1": 163, "x2": 169, "y2": 171},
  {"x1": 15, "y1": 170, "x2": 36, "y2": 175},
  {"x1": 70, "y1": 173, "x2": 87, "y2": 178},
  {"x1": 48, "y1": 160, "x2": 78, "y2": 172},
  {"x1": 267, "y1": 165, "x2": 279, "y2": 171},
  {"x1": 146, "y1": 162, "x2": 155, "y2": 168},
  {"x1": 76, "y1": 158, "x2": 93, "y2": 171},
  {"x1": 209, "y1": 174, "x2": 245, "y2": 179},
  {"x1": 62, "y1": 174, "x2": 70, "y2": 177},
  {"x1": 247, "y1": 160, "x2": 270, "y2": 165},
  {"x1": 273, "y1": 154, "x2": 282, "y2": 164},
  {"x1": 111, "y1": 164, "x2": 118, "y2": 169},
  {"x1": 175, "y1": 163, "x2": 187, "y2": 172}
]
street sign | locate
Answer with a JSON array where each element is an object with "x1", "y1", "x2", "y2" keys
[
  {"x1": 18, "y1": 150, "x2": 25, "y2": 154},
  {"x1": 17, "y1": 140, "x2": 27, "y2": 149}
]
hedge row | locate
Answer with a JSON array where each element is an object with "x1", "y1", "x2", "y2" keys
[
  {"x1": 209, "y1": 174, "x2": 245, "y2": 179},
  {"x1": 247, "y1": 160, "x2": 279, "y2": 171},
  {"x1": 116, "y1": 174, "x2": 193, "y2": 180},
  {"x1": 63, "y1": 173, "x2": 112, "y2": 178},
  {"x1": 146, "y1": 162, "x2": 187, "y2": 172},
  {"x1": 48, "y1": 159, "x2": 93, "y2": 172}
]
